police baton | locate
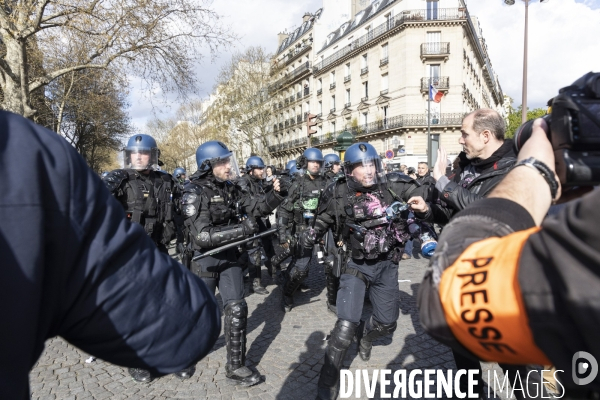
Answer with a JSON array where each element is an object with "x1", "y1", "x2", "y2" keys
[{"x1": 192, "y1": 227, "x2": 278, "y2": 261}]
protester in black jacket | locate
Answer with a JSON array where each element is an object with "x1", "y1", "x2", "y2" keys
[
  {"x1": 412, "y1": 108, "x2": 517, "y2": 225},
  {"x1": 0, "y1": 111, "x2": 221, "y2": 400},
  {"x1": 416, "y1": 162, "x2": 436, "y2": 187},
  {"x1": 409, "y1": 108, "x2": 543, "y2": 399},
  {"x1": 418, "y1": 118, "x2": 600, "y2": 398}
]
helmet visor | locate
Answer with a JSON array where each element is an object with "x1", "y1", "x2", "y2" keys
[
  {"x1": 305, "y1": 159, "x2": 324, "y2": 176},
  {"x1": 123, "y1": 147, "x2": 159, "y2": 171},
  {"x1": 209, "y1": 153, "x2": 241, "y2": 182},
  {"x1": 346, "y1": 157, "x2": 385, "y2": 187}
]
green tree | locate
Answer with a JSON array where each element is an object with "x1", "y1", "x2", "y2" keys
[{"x1": 506, "y1": 104, "x2": 547, "y2": 139}]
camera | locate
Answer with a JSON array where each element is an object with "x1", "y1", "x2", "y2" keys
[{"x1": 513, "y1": 71, "x2": 600, "y2": 186}]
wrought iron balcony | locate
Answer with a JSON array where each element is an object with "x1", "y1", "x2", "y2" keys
[
  {"x1": 317, "y1": 88, "x2": 322, "y2": 95},
  {"x1": 344, "y1": 102, "x2": 351, "y2": 108},
  {"x1": 380, "y1": 57, "x2": 389, "y2": 66},
  {"x1": 361, "y1": 67, "x2": 369, "y2": 75},
  {"x1": 420, "y1": 42, "x2": 450, "y2": 58},
  {"x1": 344, "y1": 75, "x2": 351, "y2": 83},
  {"x1": 380, "y1": 89, "x2": 388, "y2": 95},
  {"x1": 421, "y1": 76, "x2": 450, "y2": 92},
  {"x1": 361, "y1": 96, "x2": 368, "y2": 102},
  {"x1": 330, "y1": 83, "x2": 336, "y2": 90},
  {"x1": 330, "y1": 108, "x2": 336, "y2": 113}
]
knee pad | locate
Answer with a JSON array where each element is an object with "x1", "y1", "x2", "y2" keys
[
  {"x1": 362, "y1": 317, "x2": 397, "y2": 342},
  {"x1": 225, "y1": 300, "x2": 248, "y2": 329},
  {"x1": 330, "y1": 319, "x2": 358, "y2": 350}
]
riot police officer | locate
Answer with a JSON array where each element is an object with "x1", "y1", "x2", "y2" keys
[
  {"x1": 103, "y1": 134, "x2": 192, "y2": 382},
  {"x1": 173, "y1": 167, "x2": 188, "y2": 187},
  {"x1": 298, "y1": 143, "x2": 430, "y2": 400},
  {"x1": 180, "y1": 141, "x2": 285, "y2": 386},
  {"x1": 322, "y1": 153, "x2": 344, "y2": 314},
  {"x1": 277, "y1": 148, "x2": 328, "y2": 312},
  {"x1": 238, "y1": 156, "x2": 278, "y2": 294},
  {"x1": 323, "y1": 153, "x2": 343, "y2": 183}
]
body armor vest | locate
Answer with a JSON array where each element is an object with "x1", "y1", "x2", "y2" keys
[
  {"x1": 343, "y1": 188, "x2": 410, "y2": 260},
  {"x1": 123, "y1": 170, "x2": 174, "y2": 244}
]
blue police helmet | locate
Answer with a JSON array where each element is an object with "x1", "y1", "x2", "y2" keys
[
  {"x1": 245, "y1": 156, "x2": 266, "y2": 172},
  {"x1": 303, "y1": 147, "x2": 324, "y2": 162},
  {"x1": 324, "y1": 153, "x2": 341, "y2": 169},
  {"x1": 123, "y1": 134, "x2": 159, "y2": 171},
  {"x1": 195, "y1": 141, "x2": 233, "y2": 170},
  {"x1": 126, "y1": 134, "x2": 157, "y2": 150},
  {"x1": 173, "y1": 167, "x2": 186, "y2": 179},
  {"x1": 343, "y1": 142, "x2": 379, "y2": 166},
  {"x1": 285, "y1": 159, "x2": 297, "y2": 171},
  {"x1": 101, "y1": 171, "x2": 109, "y2": 178}
]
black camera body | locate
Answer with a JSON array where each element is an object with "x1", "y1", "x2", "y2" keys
[{"x1": 514, "y1": 72, "x2": 600, "y2": 186}]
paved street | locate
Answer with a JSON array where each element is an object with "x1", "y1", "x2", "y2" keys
[{"x1": 30, "y1": 251, "x2": 511, "y2": 400}]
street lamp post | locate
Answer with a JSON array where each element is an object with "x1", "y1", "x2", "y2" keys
[{"x1": 505, "y1": 0, "x2": 549, "y2": 124}]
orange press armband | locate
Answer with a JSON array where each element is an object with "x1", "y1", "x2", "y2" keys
[{"x1": 438, "y1": 227, "x2": 551, "y2": 365}]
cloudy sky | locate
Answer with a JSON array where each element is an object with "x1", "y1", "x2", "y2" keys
[{"x1": 128, "y1": 0, "x2": 600, "y2": 131}]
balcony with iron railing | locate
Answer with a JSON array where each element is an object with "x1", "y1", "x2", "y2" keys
[
  {"x1": 380, "y1": 57, "x2": 388, "y2": 67},
  {"x1": 297, "y1": 92, "x2": 302, "y2": 100},
  {"x1": 304, "y1": 87, "x2": 310, "y2": 96},
  {"x1": 312, "y1": 8, "x2": 467, "y2": 76},
  {"x1": 330, "y1": 108, "x2": 336, "y2": 113},
  {"x1": 361, "y1": 67, "x2": 369, "y2": 75},
  {"x1": 344, "y1": 75, "x2": 351, "y2": 83},
  {"x1": 380, "y1": 89, "x2": 388, "y2": 96},
  {"x1": 420, "y1": 42, "x2": 450, "y2": 60},
  {"x1": 268, "y1": 61, "x2": 312, "y2": 94},
  {"x1": 421, "y1": 76, "x2": 450, "y2": 92},
  {"x1": 296, "y1": 115, "x2": 303, "y2": 124},
  {"x1": 361, "y1": 96, "x2": 368, "y2": 102},
  {"x1": 330, "y1": 83, "x2": 336, "y2": 90},
  {"x1": 344, "y1": 102, "x2": 351, "y2": 108},
  {"x1": 317, "y1": 88, "x2": 323, "y2": 95}
]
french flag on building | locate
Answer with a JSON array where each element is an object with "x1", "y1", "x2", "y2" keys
[{"x1": 429, "y1": 84, "x2": 443, "y2": 103}]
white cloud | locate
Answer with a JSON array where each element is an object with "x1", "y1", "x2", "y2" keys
[
  {"x1": 128, "y1": 0, "x2": 600, "y2": 131},
  {"x1": 465, "y1": 0, "x2": 600, "y2": 109}
]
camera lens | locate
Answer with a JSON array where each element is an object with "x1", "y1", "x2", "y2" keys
[{"x1": 513, "y1": 114, "x2": 551, "y2": 153}]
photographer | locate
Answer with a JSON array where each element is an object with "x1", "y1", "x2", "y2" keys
[{"x1": 418, "y1": 116, "x2": 600, "y2": 396}]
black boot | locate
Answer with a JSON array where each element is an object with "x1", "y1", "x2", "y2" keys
[
  {"x1": 317, "y1": 320, "x2": 358, "y2": 400},
  {"x1": 224, "y1": 300, "x2": 261, "y2": 386},
  {"x1": 281, "y1": 267, "x2": 307, "y2": 312},
  {"x1": 355, "y1": 317, "x2": 397, "y2": 361},
  {"x1": 128, "y1": 368, "x2": 153, "y2": 383},
  {"x1": 252, "y1": 278, "x2": 269, "y2": 295},
  {"x1": 174, "y1": 366, "x2": 195, "y2": 380}
]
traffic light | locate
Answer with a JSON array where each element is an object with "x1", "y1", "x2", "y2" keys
[{"x1": 306, "y1": 113, "x2": 317, "y2": 136}]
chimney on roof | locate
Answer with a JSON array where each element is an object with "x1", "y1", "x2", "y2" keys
[
  {"x1": 302, "y1": 13, "x2": 312, "y2": 23},
  {"x1": 278, "y1": 32, "x2": 289, "y2": 47}
]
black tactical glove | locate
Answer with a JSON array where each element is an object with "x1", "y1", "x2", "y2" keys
[
  {"x1": 241, "y1": 217, "x2": 259, "y2": 235},
  {"x1": 299, "y1": 228, "x2": 317, "y2": 249}
]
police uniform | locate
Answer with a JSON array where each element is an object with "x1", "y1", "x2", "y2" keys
[
  {"x1": 238, "y1": 170, "x2": 277, "y2": 293},
  {"x1": 302, "y1": 143, "x2": 430, "y2": 400},
  {"x1": 180, "y1": 141, "x2": 284, "y2": 386},
  {"x1": 104, "y1": 169, "x2": 177, "y2": 253},
  {"x1": 277, "y1": 149, "x2": 328, "y2": 312}
]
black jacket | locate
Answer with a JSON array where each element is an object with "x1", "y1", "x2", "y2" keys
[
  {"x1": 418, "y1": 190, "x2": 600, "y2": 396},
  {"x1": 420, "y1": 140, "x2": 516, "y2": 224},
  {"x1": 0, "y1": 111, "x2": 221, "y2": 399}
]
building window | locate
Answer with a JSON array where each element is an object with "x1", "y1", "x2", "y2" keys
[
  {"x1": 319, "y1": 100, "x2": 322, "y2": 114},
  {"x1": 382, "y1": 43, "x2": 388, "y2": 59},
  {"x1": 426, "y1": 0, "x2": 439, "y2": 20},
  {"x1": 330, "y1": 70, "x2": 335, "y2": 82},
  {"x1": 363, "y1": 81, "x2": 368, "y2": 100},
  {"x1": 346, "y1": 89, "x2": 351, "y2": 105},
  {"x1": 381, "y1": 74, "x2": 388, "y2": 94},
  {"x1": 361, "y1": 54, "x2": 368, "y2": 69},
  {"x1": 318, "y1": 78, "x2": 322, "y2": 90},
  {"x1": 345, "y1": 63, "x2": 351, "y2": 76},
  {"x1": 361, "y1": 112, "x2": 368, "y2": 126},
  {"x1": 331, "y1": 121, "x2": 336, "y2": 133},
  {"x1": 331, "y1": 95, "x2": 336, "y2": 110}
]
